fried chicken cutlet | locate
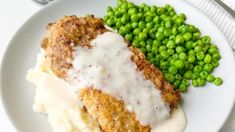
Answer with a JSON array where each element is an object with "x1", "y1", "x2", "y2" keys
[{"x1": 41, "y1": 15, "x2": 181, "y2": 132}]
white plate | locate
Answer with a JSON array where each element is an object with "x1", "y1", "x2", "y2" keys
[{"x1": 1, "y1": 0, "x2": 235, "y2": 132}]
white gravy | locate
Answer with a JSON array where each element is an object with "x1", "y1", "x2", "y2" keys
[{"x1": 69, "y1": 32, "x2": 170, "y2": 127}]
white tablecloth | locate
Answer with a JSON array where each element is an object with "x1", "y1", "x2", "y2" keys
[{"x1": 0, "y1": 0, "x2": 234, "y2": 132}]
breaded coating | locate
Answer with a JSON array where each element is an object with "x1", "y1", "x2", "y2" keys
[
  {"x1": 80, "y1": 88, "x2": 150, "y2": 132},
  {"x1": 41, "y1": 15, "x2": 107, "y2": 78},
  {"x1": 130, "y1": 46, "x2": 180, "y2": 108},
  {"x1": 41, "y1": 15, "x2": 181, "y2": 131}
]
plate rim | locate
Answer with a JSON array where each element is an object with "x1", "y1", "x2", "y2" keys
[{"x1": 1, "y1": 0, "x2": 235, "y2": 131}]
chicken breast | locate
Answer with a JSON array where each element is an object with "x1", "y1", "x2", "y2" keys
[{"x1": 41, "y1": 15, "x2": 181, "y2": 132}]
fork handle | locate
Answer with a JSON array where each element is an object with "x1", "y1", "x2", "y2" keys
[{"x1": 215, "y1": 0, "x2": 235, "y2": 19}]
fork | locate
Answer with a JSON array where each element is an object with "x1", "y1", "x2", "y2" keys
[
  {"x1": 33, "y1": 0, "x2": 54, "y2": 5},
  {"x1": 215, "y1": 0, "x2": 235, "y2": 19}
]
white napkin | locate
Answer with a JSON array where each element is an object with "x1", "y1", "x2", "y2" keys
[{"x1": 185, "y1": 0, "x2": 235, "y2": 50}]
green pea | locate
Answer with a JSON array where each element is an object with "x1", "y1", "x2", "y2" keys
[
  {"x1": 145, "y1": 15, "x2": 153, "y2": 22},
  {"x1": 162, "y1": 39, "x2": 169, "y2": 45},
  {"x1": 176, "y1": 46, "x2": 185, "y2": 53},
  {"x1": 196, "y1": 51, "x2": 205, "y2": 60},
  {"x1": 165, "y1": 20, "x2": 172, "y2": 28},
  {"x1": 193, "y1": 65, "x2": 202, "y2": 73},
  {"x1": 167, "y1": 49, "x2": 175, "y2": 55},
  {"x1": 133, "y1": 28, "x2": 141, "y2": 35},
  {"x1": 212, "y1": 53, "x2": 221, "y2": 60},
  {"x1": 165, "y1": 73, "x2": 175, "y2": 83},
  {"x1": 106, "y1": 17, "x2": 115, "y2": 26},
  {"x1": 138, "y1": 21, "x2": 146, "y2": 29},
  {"x1": 172, "y1": 27, "x2": 177, "y2": 35},
  {"x1": 202, "y1": 36, "x2": 211, "y2": 44},
  {"x1": 178, "y1": 13, "x2": 186, "y2": 20},
  {"x1": 175, "y1": 17, "x2": 184, "y2": 26},
  {"x1": 168, "y1": 66, "x2": 178, "y2": 74},
  {"x1": 188, "y1": 50, "x2": 195, "y2": 55},
  {"x1": 160, "y1": 61, "x2": 169, "y2": 69},
  {"x1": 153, "y1": 40, "x2": 161, "y2": 47},
  {"x1": 131, "y1": 22, "x2": 138, "y2": 28},
  {"x1": 137, "y1": 12, "x2": 144, "y2": 19},
  {"x1": 132, "y1": 39, "x2": 140, "y2": 48},
  {"x1": 197, "y1": 61, "x2": 204, "y2": 67},
  {"x1": 194, "y1": 46, "x2": 202, "y2": 53},
  {"x1": 200, "y1": 71, "x2": 208, "y2": 79},
  {"x1": 130, "y1": 14, "x2": 139, "y2": 22},
  {"x1": 193, "y1": 32, "x2": 201, "y2": 41},
  {"x1": 169, "y1": 35, "x2": 175, "y2": 41},
  {"x1": 184, "y1": 70, "x2": 193, "y2": 79},
  {"x1": 174, "y1": 59, "x2": 185, "y2": 70},
  {"x1": 185, "y1": 41, "x2": 193, "y2": 50},
  {"x1": 179, "y1": 83, "x2": 187, "y2": 92},
  {"x1": 119, "y1": 26, "x2": 128, "y2": 36},
  {"x1": 146, "y1": 22, "x2": 154, "y2": 29},
  {"x1": 103, "y1": 15, "x2": 109, "y2": 22},
  {"x1": 175, "y1": 74, "x2": 182, "y2": 80},
  {"x1": 125, "y1": 34, "x2": 133, "y2": 41},
  {"x1": 116, "y1": 8, "x2": 125, "y2": 16},
  {"x1": 127, "y1": 2, "x2": 135, "y2": 8},
  {"x1": 115, "y1": 20, "x2": 122, "y2": 29},
  {"x1": 140, "y1": 41, "x2": 146, "y2": 47},
  {"x1": 151, "y1": 58, "x2": 159, "y2": 65},
  {"x1": 164, "y1": 29, "x2": 171, "y2": 37},
  {"x1": 128, "y1": 8, "x2": 138, "y2": 15},
  {"x1": 149, "y1": 29, "x2": 157, "y2": 38},
  {"x1": 172, "y1": 54, "x2": 179, "y2": 59},
  {"x1": 146, "y1": 44, "x2": 152, "y2": 52},
  {"x1": 147, "y1": 53, "x2": 154, "y2": 60},
  {"x1": 173, "y1": 80, "x2": 181, "y2": 88},
  {"x1": 192, "y1": 73, "x2": 200, "y2": 79},
  {"x1": 208, "y1": 47, "x2": 218, "y2": 55},
  {"x1": 157, "y1": 7, "x2": 165, "y2": 15},
  {"x1": 188, "y1": 55, "x2": 196, "y2": 63},
  {"x1": 139, "y1": 32, "x2": 147, "y2": 40},
  {"x1": 212, "y1": 60, "x2": 219, "y2": 67},
  {"x1": 179, "y1": 53, "x2": 187, "y2": 60},
  {"x1": 153, "y1": 16, "x2": 160, "y2": 23},
  {"x1": 156, "y1": 32, "x2": 165, "y2": 40},
  {"x1": 159, "y1": 46, "x2": 167, "y2": 52},
  {"x1": 160, "y1": 50, "x2": 169, "y2": 59},
  {"x1": 188, "y1": 25, "x2": 197, "y2": 33},
  {"x1": 183, "y1": 32, "x2": 192, "y2": 41},
  {"x1": 197, "y1": 40, "x2": 204, "y2": 47},
  {"x1": 192, "y1": 79, "x2": 198, "y2": 87},
  {"x1": 158, "y1": 27, "x2": 165, "y2": 32},
  {"x1": 150, "y1": 5, "x2": 157, "y2": 12},
  {"x1": 175, "y1": 35, "x2": 184, "y2": 44},
  {"x1": 203, "y1": 54, "x2": 212, "y2": 64},
  {"x1": 206, "y1": 74, "x2": 215, "y2": 82},
  {"x1": 120, "y1": 14, "x2": 129, "y2": 24},
  {"x1": 166, "y1": 40, "x2": 175, "y2": 49},
  {"x1": 140, "y1": 47, "x2": 147, "y2": 54},
  {"x1": 152, "y1": 47, "x2": 158, "y2": 54},
  {"x1": 170, "y1": 58, "x2": 177, "y2": 65},
  {"x1": 203, "y1": 64, "x2": 213, "y2": 72},
  {"x1": 213, "y1": 77, "x2": 223, "y2": 86},
  {"x1": 178, "y1": 25, "x2": 188, "y2": 33},
  {"x1": 197, "y1": 78, "x2": 206, "y2": 86}
]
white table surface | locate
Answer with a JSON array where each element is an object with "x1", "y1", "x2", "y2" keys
[{"x1": 0, "y1": 0, "x2": 235, "y2": 132}]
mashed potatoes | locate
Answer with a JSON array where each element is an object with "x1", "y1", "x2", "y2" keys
[{"x1": 27, "y1": 52, "x2": 101, "y2": 132}]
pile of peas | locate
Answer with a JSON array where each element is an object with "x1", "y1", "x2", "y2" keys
[{"x1": 103, "y1": 0, "x2": 223, "y2": 92}]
